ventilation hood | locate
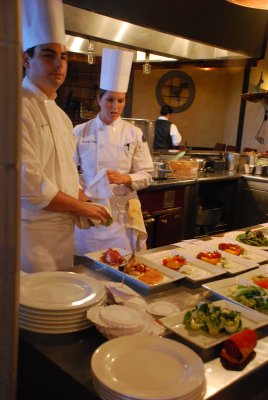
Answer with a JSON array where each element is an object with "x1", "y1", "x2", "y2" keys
[{"x1": 63, "y1": 2, "x2": 258, "y2": 61}]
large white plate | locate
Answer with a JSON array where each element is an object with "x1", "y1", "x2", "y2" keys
[
  {"x1": 203, "y1": 265, "x2": 268, "y2": 314},
  {"x1": 160, "y1": 299, "x2": 268, "y2": 350},
  {"x1": 209, "y1": 236, "x2": 268, "y2": 263},
  {"x1": 178, "y1": 245, "x2": 258, "y2": 275},
  {"x1": 91, "y1": 335, "x2": 205, "y2": 400},
  {"x1": 140, "y1": 249, "x2": 227, "y2": 282},
  {"x1": 85, "y1": 248, "x2": 185, "y2": 291},
  {"x1": 20, "y1": 271, "x2": 106, "y2": 310},
  {"x1": 19, "y1": 319, "x2": 91, "y2": 334}
]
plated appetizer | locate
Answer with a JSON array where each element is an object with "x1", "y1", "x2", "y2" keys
[
  {"x1": 228, "y1": 285, "x2": 268, "y2": 312},
  {"x1": 218, "y1": 243, "x2": 244, "y2": 256},
  {"x1": 101, "y1": 249, "x2": 164, "y2": 285},
  {"x1": 196, "y1": 251, "x2": 222, "y2": 265},
  {"x1": 162, "y1": 254, "x2": 186, "y2": 270},
  {"x1": 183, "y1": 302, "x2": 242, "y2": 336},
  {"x1": 236, "y1": 229, "x2": 268, "y2": 247},
  {"x1": 252, "y1": 275, "x2": 268, "y2": 289}
]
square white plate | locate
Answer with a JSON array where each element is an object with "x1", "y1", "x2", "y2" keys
[
  {"x1": 85, "y1": 248, "x2": 185, "y2": 291},
  {"x1": 140, "y1": 249, "x2": 227, "y2": 282},
  {"x1": 176, "y1": 244, "x2": 258, "y2": 275},
  {"x1": 203, "y1": 265, "x2": 268, "y2": 314},
  {"x1": 160, "y1": 299, "x2": 268, "y2": 350},
  {"x1": 209, "y1": 236, "x2": 268, "y2": 263}
]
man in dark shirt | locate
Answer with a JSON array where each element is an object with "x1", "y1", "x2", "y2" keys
[{"x1": 153, "y1": 105, "x2": 182, "y2": 149}]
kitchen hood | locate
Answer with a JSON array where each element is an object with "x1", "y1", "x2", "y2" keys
[{"x1": 63, "y1": 2, "x2": 255, "y2": 61}]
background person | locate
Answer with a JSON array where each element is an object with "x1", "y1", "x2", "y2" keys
[
  {"x1": 153, "y1": 105, "x2": 182, "y2": 149},
  {"x1": 74, "y1": 48, "x2": 154, "y2": 255},
  {"x1": 21, "y1": 0, "x2": 110, "y2": 273}
]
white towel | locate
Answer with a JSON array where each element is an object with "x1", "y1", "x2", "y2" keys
[
  {"x1": 126, "y1": 198, "x2": 147, "y2": 251},
  {"x1": 84, "y1": 168, "x2": 112, "y2": 200}
]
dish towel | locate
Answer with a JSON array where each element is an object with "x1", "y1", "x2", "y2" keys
[
  {"x1": 74, "y1": 204, "x2": 113, "y2": 230},
  {"x1": 126, "y1": 198, "x2": 147, "y2": 251},
  {"x1": 84, "y1": 168, "x2": 113, "y2": 200}
]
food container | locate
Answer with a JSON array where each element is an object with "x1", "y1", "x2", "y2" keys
[
  {"x1": 168, "y1": 159, "x2": 198, "y2": 179},
  {"x1": 254, "y1": 165, "x2": 263, "y2": 175},
  {"x1": 248, "y1": 155, "x2": 258, "y2": 165},
  {"x1": 244, "y1": 164, "x2": 255, "y2": 174},
  {"x1": 225, "y1": 152, "x2": 240, "y2": 171},
  {"x1": 195, "y1": 158, "x2": 208, "y2": 171},
  {"x1": 152, "y1": 162, "x2": 171, "y2": 180}
]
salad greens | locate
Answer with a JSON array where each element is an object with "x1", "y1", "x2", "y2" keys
[
  {"x1": 183, "y1": 302, "x2": 242, "y2": 336},
  {"x1": 236, "y1": 229, "x2": 268, "y2": 247},
  {"x1": 229, "y1": 284, "x2": 268, "y2": 311}
]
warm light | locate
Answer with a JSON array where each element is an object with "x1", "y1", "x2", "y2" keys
[{"x1": 226, "y1": 0, "x2": 268, "y2": 9}]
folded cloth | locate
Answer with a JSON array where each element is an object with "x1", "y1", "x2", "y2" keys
[
  {"x1": 104, "y1": 282, "x2": 148, "y2": 311},
  {"x1": 220, "y1": 328, "x2": 258, "y2": 365},
  {"x1": 74, "y1": 204, "x2": 113, "y2": 230},
  {"x1": 126, "y1": 198, "x2": 147, "y2": 251},
  {"x1": 84, "y1": 168, "x2": 113, "y2": 200}
]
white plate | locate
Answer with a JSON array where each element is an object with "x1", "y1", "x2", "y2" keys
[
  {"x1": 20, "y1": 271, "x2": 106, "y2": 310},
  {"x1": 147, "y1": 301, "x2": 180, "y2": 317},
  {"x1": 140, "y1": 249, "x2": 226, "y2": 282},
  {"x1": 19, "y1": 310, "x2": 87, "y2": 324},
  {"x1": 91, "y1": 335, "x2": 205, "y2": 400},
  {"x1": 209, "y1": 237, "x2": 268, "y2": 263},
  {"x1": 19, "y1": 319, "x2": 91, "y2": 334},
  {"x1": 160, "y1": 299, "x2": 268, "y2": 350},
  {"x1": 178, "y1": 245, "x2": 258, "y2": 275},
  {"x1": 203, "y1": 266, "x2": 268, "y2": 314},
  {"x1": 223, "y1": 229, "x2": 268, "y2": 251},
  {"x1": 85, "y1": 248, "x2": 185, "y2": 291}
]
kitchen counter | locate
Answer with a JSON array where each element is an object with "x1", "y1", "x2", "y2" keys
[{"x1": 18, "y1": 242, "x2": 268, "y2": 400}]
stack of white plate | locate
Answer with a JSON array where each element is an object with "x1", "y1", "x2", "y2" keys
[
  {"x1": 20, "y1": 271, "x2": 106, "y2": 334},
  {"x1": 91, "y1": 335, "x2": 206, "y2": 400}
]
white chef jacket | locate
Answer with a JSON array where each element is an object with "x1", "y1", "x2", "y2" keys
[
  {"x1": 158, "y1": 116, "x2": 182, "y2": 146},
  {"x1": 21, "y1": 76, "x2": 79, "y2": 272},
  {"x1": 74, "y1": 115, "x2": 153, "y2": 254}
]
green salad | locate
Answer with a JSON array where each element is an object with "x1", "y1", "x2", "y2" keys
[
  {"x1": 183, "y1": 302, "x2": 242, "y2": 336},
  {"x1": 236, "y1": 229, "x2": 268, "y2": 247},
  {"x1": 228, "y1": 284, "x2": 268, "y2": 311}
]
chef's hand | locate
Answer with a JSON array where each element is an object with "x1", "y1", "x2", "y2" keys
[
  {"x1": 106, "y1": 169, "x2": 132, "y2": 186},
  {"x1": 79, "y1": 202, "x2": 110, "y2": 225}
]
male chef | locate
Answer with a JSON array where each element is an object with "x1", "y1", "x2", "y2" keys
[{"x1": 21, "y1": 0, "x2": 110, "y2": 273}]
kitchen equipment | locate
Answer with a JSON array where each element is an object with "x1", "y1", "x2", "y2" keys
[
  {"x1": 254, "y1": 165, "x2": 263, "y2": 175},
  {"x1": 195, "y1": 158, "x2": 208, "y2": 171},
  {"x1": 225, "y1": 152, "x2": 240, "y2": 171},
  {"x1": 244, "y1": 164, "x2": 255, "y2": 174},
  {"x1": 195, "y1": 199, "x2": 223, "y2": 226},
  {"x1": 152, "y1": 161, "x2": 171, "y2": 180},
  {"x1": 248, "y1": 154, "x2": 258, "y2": 165}
]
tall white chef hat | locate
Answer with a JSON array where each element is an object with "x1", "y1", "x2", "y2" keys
[
  {"x1": 22, "y1": 0, "x2": 66, "y2": 52},
  {"x1": 100, "y1": 48, "x2": 133, "y2": 93}
]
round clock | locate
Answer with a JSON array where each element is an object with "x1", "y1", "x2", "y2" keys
[{"x1": 156, "y1": 70, "x2": 195, "y2": 113}]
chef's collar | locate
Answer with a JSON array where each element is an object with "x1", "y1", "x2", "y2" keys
[
  {"x1": 159, "y1": 116, "x2": 169, "y2": 121},
  {"x1": 96, "y1": 113, "x2": 122, "y2": 129},
  {"x1": 23, "y1": 76, "x2": 57, "y2": 101}
]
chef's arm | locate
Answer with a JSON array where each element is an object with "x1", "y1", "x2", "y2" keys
[
  {"x1": 44, "y1": 191, "x2": 110, "y2": 222},
  {"x1": 106, "y1": 170, "x2": 132, "y2": 187}
]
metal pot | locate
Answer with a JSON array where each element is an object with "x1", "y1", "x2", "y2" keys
[
  {"x1": 195, "y1": 207, "x2": 222, "y2": 226},
  {"x1": 152, "y1": 162, "x2": 171, "y2": 179},
  {"x1": 225, "y1": 152, "x2": 240, "y2": 171},
  {"x1": 195, "y1": 158, "x2": 208, "y2": 171}
]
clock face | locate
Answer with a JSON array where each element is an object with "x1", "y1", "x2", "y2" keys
[{"x1": 156, "y1": 70, "x2": 195, "y2": 113}]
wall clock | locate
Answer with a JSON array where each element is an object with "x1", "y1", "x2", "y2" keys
[{"x1": 156, "y1": 70, "x2": 195, "y2": 113}]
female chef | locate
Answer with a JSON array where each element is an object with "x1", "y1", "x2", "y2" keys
[{"x1": 74, "y1": 48, "x2": 154, "y2": 254}]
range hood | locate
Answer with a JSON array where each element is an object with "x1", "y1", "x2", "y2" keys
[{"x1": 63, "y1": 2, "x2": 259, "y2": 61}]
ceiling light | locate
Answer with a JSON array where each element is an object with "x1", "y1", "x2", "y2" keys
[{"x1": 226, "y1": 0, "x2": 268, "y2": 9}]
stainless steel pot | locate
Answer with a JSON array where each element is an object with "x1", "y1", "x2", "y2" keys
[
  {"x1": 195, "y1": 207, "x2": 222, "y2": 226},
  {"x1": 152, "y1": 162, "x2": 171, "y2": 179},
  {"x1": 225, "y1": 152, "x2": 240, "y2": 171},
  {"x1": 195, "y1": 158, "x2": 208, "y2": 171}
]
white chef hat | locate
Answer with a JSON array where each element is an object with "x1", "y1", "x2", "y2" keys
[
  {"x1": 100, "y1": 48, "x2": 133, "y2": 93},
  {"x1": 22, "y1": 0, "x2": 66, "y2": 52}
]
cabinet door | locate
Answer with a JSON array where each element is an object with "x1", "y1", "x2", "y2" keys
[
  {"x1": 154, "y1": 209, "x2": 182, "y2": 247},
  {"x1": 238, "y1": 188, "x2": 268, "y2": 227}
]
